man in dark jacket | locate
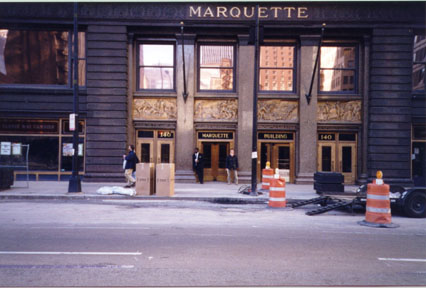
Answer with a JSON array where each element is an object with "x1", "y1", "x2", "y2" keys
[
  {"x1": 226, "y1": 149, "x2": 239, "y2": 185},
  {"x1": 123, "y1": 144, "x2": 139, "y2": 188},
  {"x1": 192, "y1": 147, "x2": 204, "y2": 184}
]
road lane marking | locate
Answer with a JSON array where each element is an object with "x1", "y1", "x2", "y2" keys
[
  {"x1": 0, "y1": 251, "x2": 142, "y2": 256},
  {"x1": 378, "y1": 258, "x2": 426, "y2": 263},
  {"x1": 0, "y1": 264, "x2": 135, "y2": 269}
]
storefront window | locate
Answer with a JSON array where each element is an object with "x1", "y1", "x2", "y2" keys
[
  {"x1": 0, "y1": 119, "x2": 85, "y2": 178},
  {"x1": 319, "y1": 46, "x2": 357, "y2": 93},
  {"x1": 259, "y1": 46, "x2": 295, "y2": 92},
  {"x1": 199, "y1": 44, "x2": 235, "y2": 91},
  {"x1": 138, "y1": 44, "x2": 174, "y2": 90},
  {"x1": 0, "y1": 29, "x2": 86, "y2": 86},
  {"x1": 413, "y1": 35, "x2": 425, "y2": 91}
]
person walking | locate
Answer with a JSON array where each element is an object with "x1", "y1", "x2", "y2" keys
[
  {"x1": 226, "y1": 149, "x2": 239, "y2": 185},
  {"x1": 123, "y1": 144, "x2": 139, "y2": 188},
  {"x1": 192, "y1": 147, "x2": 204, "y2": 184}
]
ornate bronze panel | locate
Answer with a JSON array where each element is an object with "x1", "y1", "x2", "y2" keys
[
  {"x1": 133, "y1": 98, "x2": 177, "y2": 120},
  {"x1": 317, "y1": 100, "x2": 361, "y2": 122},
  {"x1": 258, "y1": 100, "x2": 298, "y2": 122},
  {"x1": 194, "y1": 99, "x2": 238, "y2": 121}
]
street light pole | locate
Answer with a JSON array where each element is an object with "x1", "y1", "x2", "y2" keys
[
  {"x1": 250, "y1": 4, "x2": 260, "y2": 196},
  {"x1": 68, "y1": 1, "x2": 81, "y2": 193}
]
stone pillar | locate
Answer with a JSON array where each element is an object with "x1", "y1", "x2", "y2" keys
[
  {"x1": 175, "y1": 34, "x2": 196, "y2": 182},
  {"x1": 237, "y1": 35, "x2": 255, "y2": 183},
  {"x1": 359, "y1": 35, "x2": 370, "y2": 184},
  {"x1": 296, "y1": 36, "x2": 319, "y2": 184}
]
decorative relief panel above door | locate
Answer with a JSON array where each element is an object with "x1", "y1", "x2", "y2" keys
[
  {"x1": 317, "y1": 100, "x2": 361, "y2": 122},
  {"x1": 194, "y1": 99, "x2": 238, "y2": 121},
  {"x1": 133, "y1": 98, "x2": 177, "y2": 120},
  {"x1": 258, "y1": 100, "x2": 298, "y2": 122}
]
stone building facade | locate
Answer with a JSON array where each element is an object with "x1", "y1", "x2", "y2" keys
[{"x1": 0, "y1": 2, "x2": 425, "y2": 185}]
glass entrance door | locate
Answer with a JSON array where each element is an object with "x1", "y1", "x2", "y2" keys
[
  {"x1": 259, "y1": 142, "x2": 294, "y2": 183},
  {"x1": 157, "y1": 140, "x2": 174, "y2": 163},
  {"x1": 202, "y1": 142, "x2": 229, "y2": 182},
  {"x1": 338, "y1": 143, "x2": 356, "y2": 184},
  {"x1": 136, "y1": 130, "x2": 175, "y2": 165},
  {"x1": 318, "y1": 143, "x2": 336, "y2": 172}
]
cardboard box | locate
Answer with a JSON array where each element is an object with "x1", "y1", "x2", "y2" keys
[
  {"x1": 135, "y1": 163, "x2": 155, "y2": 196},
  {"x1": 156, "y1": 163, "x2": 175, "y2": 197},
  {"x1": 278, "y1": 169, "x2": 290, "y2": 183}
]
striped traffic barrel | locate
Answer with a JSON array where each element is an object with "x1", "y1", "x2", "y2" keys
[
  {"x1": 261, "y1": 169, "x2": 274, "y2": 191},
  {"x1": 365, "y1": 182, "x2": 391, "y2": 224},
  {"x1": 268, "y1": 178, "x2": 286, "y2": 208}
]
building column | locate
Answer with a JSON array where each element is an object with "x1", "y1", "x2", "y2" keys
[
  {"x1": 359, "y1": 35, "x2": 370, "y2": 184},
  {"x1": 175, "y1": 34, "x2": 196, "y2": 182},
  {"x1": 296, "y1": 36, "x2": 319, "y2": 184},
  {"x1": 237, "y1": 35, "x2": 255, "y2": 183}
]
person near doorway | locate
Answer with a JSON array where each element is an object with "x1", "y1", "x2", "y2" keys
[
  {"x1": 192, "y1": 147, "x2": 204, "y2": 184},
  {"x1": 123, "y1": 144, "x2": 139, "y2": 188},
  {"x1": 226, "y1": 149, "x2": 239, "y2": 185}
]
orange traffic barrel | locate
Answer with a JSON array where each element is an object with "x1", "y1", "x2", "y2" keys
[
  {"x1": 268, "y1": 178, "x2": 286, "y2": 208},
  {"x1": 262, "y1": 168, "x2": 274, "y2": 191},
  {"x1": 358, "y1": 177, "x2": 398, "y2": 228}
]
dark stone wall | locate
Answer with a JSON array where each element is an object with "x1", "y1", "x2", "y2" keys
[
  {"x1": 368, "y1": 28, "x2": 413, "y2": 184},
  {"x1": 84, "y1": 25, "x2": 128, "y2": 181}
]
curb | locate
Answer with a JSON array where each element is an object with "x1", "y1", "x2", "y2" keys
[{"x1": 0, "y1": 194, "x2": 304, "y2": 205}]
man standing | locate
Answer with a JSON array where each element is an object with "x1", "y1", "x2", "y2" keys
[
  {"x1": 226, "y1": 149, "x2": 239, "y2": 185},
  {"x1": 192, "y1": 147, "x2": 204, "y2": 184},
  {"x1": 123, "y1": 144, "x2": 138, "y2": 188}
]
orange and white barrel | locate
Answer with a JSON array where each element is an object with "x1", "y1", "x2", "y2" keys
[
  {"x1": 268, "y1": 178, "x2": 286, "y2": 208},
  {"x1": 365, "y1": 182, "x2": 391, "y2": 224},
  {"x1": 262, "y1": 168, "x2": 274, "y2": 191}
]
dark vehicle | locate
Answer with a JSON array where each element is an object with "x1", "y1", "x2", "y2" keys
[{"x1": 356, "y1": 184, "x2": 426, "y2": 218}]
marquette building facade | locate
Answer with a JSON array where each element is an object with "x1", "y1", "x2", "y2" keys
[{"x1": 0, "y1": 2, "x2": 425, "y2": 186}]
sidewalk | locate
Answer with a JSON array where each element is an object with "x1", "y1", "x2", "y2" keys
[{"x1": 0, "y1": 181, "x2": 359, "y2": 203}]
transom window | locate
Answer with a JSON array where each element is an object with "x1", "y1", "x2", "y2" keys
[
  {"x1": 138, "y1": 44, "x2": 175, "y2": 90},
  {"x1": 259, "y1": 45, "x2": 295, "y2": 92},
  {"x1": 0, "y1": 29, "x2": 86, "y2": 87},
  {"x1": 319, "y1": 46, "x2": 357, "y2": 93},
  {"x1": 199, "y1": 44, "x2": 235, "y2": 91}
]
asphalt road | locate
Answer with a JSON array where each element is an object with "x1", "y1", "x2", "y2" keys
[{"x1": 0, "y1": 199, "x2": 425, "y2": 287}]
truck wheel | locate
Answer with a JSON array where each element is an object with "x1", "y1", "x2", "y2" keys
[{"x1": 403, "y1": 191, "x2": 426, "y2": 218}]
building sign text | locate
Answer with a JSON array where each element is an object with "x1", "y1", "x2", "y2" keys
[{"x1": 189, "y1": 6, "x2": 308, "y2": 19}]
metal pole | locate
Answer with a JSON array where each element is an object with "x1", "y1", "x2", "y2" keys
[
  {"x1": 250, "y1": 4, "x2": 260, "y2": 196},
  {"x1": 305, "y1": 23, "x2": 326, "y2": 105},
  {"x1": 68, "y1": 1, "x2": 81, "y2": 193},
  {"x1": 180, "y1": 22, "x2": 188, "y2": 102}
]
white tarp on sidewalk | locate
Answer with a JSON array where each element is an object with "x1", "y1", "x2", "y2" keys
[{"x1": 96, "y1": 186, "x2": 136, "y2": 197}]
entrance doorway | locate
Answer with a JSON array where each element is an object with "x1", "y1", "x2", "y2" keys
[
  {"x1": 197, "y1": 131, "x2": 234, "y2": 182},
  {"x1": 136, "y1": 130, "x2": 175, "y2": 164},
  {"x1": 412, "y1": 125, "x2": 426, "y2": 186},
  {"x1": 202, "y1": 142, "x2": 229, "y2": 181},
  {"x1": 317, "y1": 133, "x2": 357, "y2": 184},
  {"x1": 257, "y1": 132, "x2": 295, "y2": 183}
]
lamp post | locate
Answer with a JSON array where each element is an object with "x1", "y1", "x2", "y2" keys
[
  {"x1": 68, "y1": 2, "x2": 81, "y2": 193},
  {"x1": 250, "y1": 4, "x2": 260, "y2": 196}
]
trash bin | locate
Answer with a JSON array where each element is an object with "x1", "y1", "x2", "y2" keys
[
  {"x1": 156, "y1": 163, "x2": 175, "y2": 197},
  {"x1": 135, "y1": 163, "x2": 155, "y2": 196}
]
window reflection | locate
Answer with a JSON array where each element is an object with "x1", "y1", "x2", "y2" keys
[
  {"x1": 259, "y1": 46, "x2": 295, "y2": 91},
  {"x1": 320, "y1": 46, "x2": 356, "y2": 92},
  {"x1": 413, "y1": 35, "x2": 426, "y2": 91},
  {"x1": 199, "y1": 45, "x2": 234, "y2": 90},
  {"x1": 0, "y1": 30, "x2": 69, "y2": 85},
  {"x1": 138, "y1": 44, "x2": 174, "y2": 90}
]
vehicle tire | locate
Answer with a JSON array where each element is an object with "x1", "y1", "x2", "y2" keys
[{"x1": 403, "y1": 191, "x2": 426, "y2": 218}]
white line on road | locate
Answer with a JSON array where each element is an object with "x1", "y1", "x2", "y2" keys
[
  {"x1": 378, "y1": 258, "x2": 426, "y2": 263},
  {"x1": 0, "y1": 251, "x2": 142, "y2": 256}
]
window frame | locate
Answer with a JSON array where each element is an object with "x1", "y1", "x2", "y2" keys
[
  {"x1": 197, "y1": 42, "x2": 237, "y2": 93},
  {"x1": 0, "y1": 27, "x2": 86, "y2": 89},
  {"x1": 259, "y1": 43, "x2": 297, "y2": 94},
  {"x1": 136, "y1": 42, "x2": 176, "y2": 92},
  {"x1": 318, "y1": 43, "x2": 359, "y2": 95}
]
